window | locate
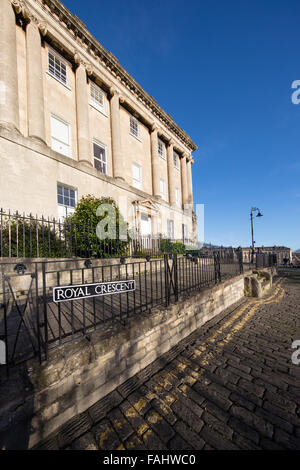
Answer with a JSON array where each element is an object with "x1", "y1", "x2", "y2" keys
[
  {"x1": 57, "y1": 184, "x2": 77, "y2": 219},
  {"x1": 182, "y1": 224, "x2": 188, "y2": 244},
  {"x1": 93, "y1": 141, "x2": 107, "y2": 174},
  {"x1": 160, "y1": 178, "x2": 166, "y2": 199},
  {"x1": 132, "y1": 162, "x2": 142, "y2": 190},
  {"x1": 158, "y1": 138, "x2": 166, "y2": 159},
  {"x1": 51, "y1": 114, "x2": 71, "y2": 157},
  {"x1": 167, "y1": 220, "x2": 174, "y2": 240},
  {"x1": 90, "y1": 82, "x2": 105, "y2": 112},
  {"x1": 48, "y1": 49, "x2": 67, "y2": 85},
  {"x1": 173, "y1": 151, "x2": 180, "y2": 169},
  {"x1": 176, "y1": 188, "x2": 181, "y2": 207},
  {"x1": 130, "y1": 116, "x2": 140, "y2": 139}
]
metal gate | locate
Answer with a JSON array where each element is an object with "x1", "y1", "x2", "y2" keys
[{"x1": 1, "y1": 264, "x2": 43, "y2": 373}]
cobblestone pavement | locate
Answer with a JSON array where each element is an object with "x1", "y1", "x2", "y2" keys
[{"x1": 35, "y1": 276, "x2": 300, "y2": 450}]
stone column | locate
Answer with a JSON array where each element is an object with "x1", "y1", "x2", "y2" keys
[
  {"x1": 167, "y1": 140, "x2": 176, "y2": 206},
  {"x1": 180, "y1": 153, "x2": 189, "y2": 207},
  {"x1": 0, "y1": 0, "x2": 19, "y2": 130},
  {"x1": 75, "y1": 61, "x2": 91, "y2": 166},
  {"x1": 187, "y1": 157, "x2": 194, "y2": 206},
  {"x1": 150, "y1": 125, "x2": 160, "y2": 198},
  {"x1": 26, "y1": 21, "x2": 45, "y2": 142},
  {"x1": 110, "y1": 89, "x2": 124, "y2": 179}
]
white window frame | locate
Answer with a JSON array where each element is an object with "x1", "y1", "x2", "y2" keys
[
  {"x1": 160, "y1": 178, "x2": 166, "y2": 200},
  {"x1": 158, "y1": 138, "x2": 166, "y2": 159},
  {"x1": 90, "y1": 81, "x2": 106, "y2": 114},
  {"x1": 132, "y1": 162, "x2": 142, "y2": 190},
  {"x1": 47, "y1": 47, "x2": 69, "y2": 87},
  {"x1": 130, "y1": 116, "x2": 140, "y2": 140},
  {"x1": 173, "y1": 151, "x2": 180, "y2": 169},
  {"x1": 93, "y1": 139, "x2": 108, "y2": 175},
  {"x1": 57, "y1": 183, "x2": 77, "y2": 219},
  {"x1": 50, "y1": 114, "x2": 72, "y2": 158}
]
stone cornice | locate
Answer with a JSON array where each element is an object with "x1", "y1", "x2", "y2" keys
[
  {"x1": 12, "y1": 0, "x2": 48, "y2": 35},
  {"x1": 31, "y1": 0, "x2": 197, "y2": 152}
]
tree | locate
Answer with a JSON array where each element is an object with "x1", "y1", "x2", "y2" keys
[{"x1": 65, "y1": 195, "x2": 130, "y2": 258}]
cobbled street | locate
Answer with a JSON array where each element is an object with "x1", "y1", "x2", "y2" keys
[{"x1": 35, "y1": 275, "x2": 300, "y2": 450}]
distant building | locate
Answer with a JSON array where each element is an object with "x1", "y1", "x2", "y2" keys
[{"x1": 241, "y1": 246, "x2": 292, "y2": 264}]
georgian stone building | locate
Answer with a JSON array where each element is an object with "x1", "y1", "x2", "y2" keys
[{"x1": 0, "y1": 0, "x2": 198, "y2": 242}]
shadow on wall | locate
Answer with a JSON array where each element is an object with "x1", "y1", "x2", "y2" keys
[{"x1": 0, "y1": 363, "x2": 34, "y2": 450}]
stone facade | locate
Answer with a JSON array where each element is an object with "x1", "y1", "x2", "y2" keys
[{"x1": 0, "y1": 0, "x2": 198, "y2": 241}]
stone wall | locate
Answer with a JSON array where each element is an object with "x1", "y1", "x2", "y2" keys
[{"x1": 0, "y1": 274, "x2": 245, "y2": 448}]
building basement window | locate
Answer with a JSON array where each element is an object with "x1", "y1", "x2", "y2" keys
[
  {"x1": 57, "y1": 184, "x2": 77, "y2": 219},
  {"x1": 93, "y1": 141, "x2": 107, "y2": 174},
  {"x1": 48, "y1": 49, "x2": 67, "y2": 86}
]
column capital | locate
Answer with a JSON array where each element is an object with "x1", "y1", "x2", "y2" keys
[
  {"x1": 74, "y1": 51, "x2": 93, "y2": 75},
  {"x1": 151, "y1": 123, "x2": 158, "y2": 133},
  {"x1": 168, "y1": 138, "x2": 175, "y2": 147},
  {"x1": 182, "y1": 152, "x2": 189, "y2": 160}
]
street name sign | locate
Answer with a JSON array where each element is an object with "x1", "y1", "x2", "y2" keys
[{"x1": 53, "y1": 279, "x2": 135, "y2": 303}]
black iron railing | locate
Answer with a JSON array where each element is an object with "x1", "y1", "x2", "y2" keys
[
  {"x1": 0, "y1": 209, "x2": 196, "y2": 259},
  {"x1": 0, "y1": 251, "x2": 249, "y2": 374}
]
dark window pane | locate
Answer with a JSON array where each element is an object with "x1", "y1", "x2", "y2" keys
[{"x1": 58, "y1": 195, "x2": 63, "y2": 204}]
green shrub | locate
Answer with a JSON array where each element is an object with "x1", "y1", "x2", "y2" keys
[
  {"x1": 160, "y1": 239, "x2": 186, "y2": 253},
  {"x1": 65, "y1": 195, "x2": 130, "y2": 258}
]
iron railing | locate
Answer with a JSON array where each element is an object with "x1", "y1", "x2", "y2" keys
[
  {"x1": 0, "y1": 251, "x2": 247, "y2": 374},
  {"x1": 0, "y1": 209, "x2": 194, "y2": 260}
]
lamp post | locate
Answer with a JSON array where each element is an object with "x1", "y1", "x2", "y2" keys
[{"x1": 250, "y1": 207, "x2": 263, "y2": 262}]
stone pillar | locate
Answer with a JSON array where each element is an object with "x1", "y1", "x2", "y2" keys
[
  {"x1": 0, "y1": 0, "x2": 19, "y2": 130},
  {"x1": 187, "y1": 157, "x2": 194, "y2": 206},
  {"x1": 110, "y1": 89, "x2": 124, "y2": 179},
  {"x1": 167, "y1": 140, "x2": 176, "y2": 206},
  {"x1": 180, "y1": 153, "x2": 189, "y2": 207},
  {"x1": 150, "y1": 125, "x2": 160, "y2": 198},
  {"x1": 26, "y1": 21, "x2": 45, "y2": 141},
  {"x1": 75, "y1": 62, "x2": 91, "y2": 166}
]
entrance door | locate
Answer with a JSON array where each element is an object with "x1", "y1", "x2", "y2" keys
[{"x1": 141, "y1": 213, "x2": 152, "y2": 236}]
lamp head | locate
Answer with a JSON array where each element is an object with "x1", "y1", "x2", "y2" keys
[{"x1": 256, "y1": 211, "x2": 263, "y2": 217}]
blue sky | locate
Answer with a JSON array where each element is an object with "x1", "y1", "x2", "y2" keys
[{"x1": 63, "y1": 0, "x2": 300, "y2": 250}]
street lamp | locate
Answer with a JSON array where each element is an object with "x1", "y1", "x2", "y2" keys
[{"x1": 250, "y1": 207, "x2": 263, "y2": 262}]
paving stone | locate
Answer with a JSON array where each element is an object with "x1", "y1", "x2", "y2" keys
[
  {"x1": 145, "y1": 409, "x2": 175, "y2": 443},
  {"x1": 168, "y1": 434, "x2": 190, "y2": 450},
  {"x1": 174, "y1": 421, "x2": 205, "y2": 450},
  {"x1": 119, "y1": 400, "x2": 149, "y2": 435},
  {"x1": 107, "y1": 408, "x2": 134, "y2": 442},
  {"x1": 202, "y1": 411, "x2": 233, "y2": 440},
  {"x1": 230, "y1": 406, "x2": 273, "y2": 439},
  {"x1": 200, "y1": 425, "x2": 239, "y2": 450},
  {"x1": 142, "y1": 429, "x2": 167, "y2": 450},
  {"x1": 171, "y1": 400, "x2": 204, "y2": 433},
  {"x1": 117, "y1": 377, "x2": 141, "y2": 398},
  {"x1": 71, "y1": 432, "x2": 98, "y2": 450},
  {"x1": 124, "y1": 434, "x2": 146, "y2": 450},
  {"x1": 88, "y1": 390, "x2": 123, "y2": 424},
  {"x1": 228, "y1": 417, "x2": 260, "y2": 445},
  {"x1": 92, "y1": 419, "x2": 121, "y2": 450},
  {"x1": 58, "y1": 412, "x2": 92, "y2": 448},
  {"x1": 274, "y1": 428, "x2": 300, "y2": 450}
]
